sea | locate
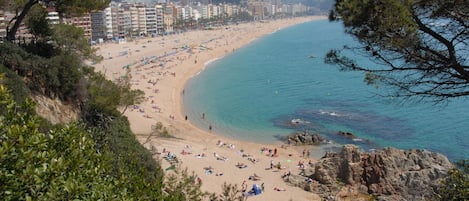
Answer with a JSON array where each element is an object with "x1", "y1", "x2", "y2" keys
[{"x1": 183, "y1": 19, "x2": 469, "y2": 161}]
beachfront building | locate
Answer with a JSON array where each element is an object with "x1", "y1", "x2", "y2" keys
[
  {"x1": 146, "y1": 6, "x2": 157, "y2": 36},
  {"x1": 247, "y1": 1, "x2": 266, "y2": 20},
  {"x1": 163, "y1": 4, "x2": 175, "y2": 34},
  {"x1": 1, "y1": 0, "x2": 315, "y2": 43},
  {"x1": 104, "y1": 6, "x2": 119, "y2": 39},
  {"x1": 129, "y1": 5, "x2": 139, "y2": 36},
  {"x1": 283, "y1": 3, "x2": 308, "y2": 16},
  {"x1": 137, "y1": 4, "x2": 147, "y2": 36},
  {"x1": 210, "y1": 4, "x2": 220, "y2": 19},
  {"x1": 195, "y1": 4, "x2": 209, "y2": 20},
  {"x1": 91, "y1": 11, "x2": 107, "y2": 42},
  {"x1": 118, "y1": 8, "x2": 132, "y2": 38},
  {"x1": 155, "y1": 4, "x2": 165, "y2": 35},
  {"x1": 222, "y1": 4, "x2": 233, "y2": 17}
]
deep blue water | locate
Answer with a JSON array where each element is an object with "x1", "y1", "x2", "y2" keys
[{"x1": 183, "y1": 19, "x2": 469, "y2": 161}]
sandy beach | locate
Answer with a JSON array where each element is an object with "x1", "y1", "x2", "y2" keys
[{"x1": 94, "y1": 16, "x2": 326, "y2": 201}]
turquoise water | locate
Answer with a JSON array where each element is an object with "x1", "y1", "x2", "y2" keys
[{"x1": 183, "y1": 20, "x2": 469, "y2": 161}]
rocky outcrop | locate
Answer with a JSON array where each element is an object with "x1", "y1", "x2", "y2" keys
[
  {"x1": 337, "y1": 130, "x2": 357, "y2": 139},
  {"x1": 285, "y1": 131, "x2": 327, "y2": 145},
  {"x1": 32, "y1": 94, "x2": 79, "y2": 124},
  {"x1": 286, "y1": 145, "x2": 453, "y2": 201}
]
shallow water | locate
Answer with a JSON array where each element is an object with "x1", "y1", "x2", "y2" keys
[{"x1": 183, "y1": 20, "x2": 469, "y2": 161}]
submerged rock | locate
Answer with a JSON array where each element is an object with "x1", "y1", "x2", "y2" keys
[
  {"x1": 286, "y1": 145, "x2": 453, "y2": 201},
  {"x1": 337, "y1": 130, "x2": 357, "y2": 139}
]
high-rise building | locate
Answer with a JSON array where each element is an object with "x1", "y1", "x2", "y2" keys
[
  {"x1": 146, "y1": 6, "x2": 157, "y2": 36},
  {"x1": 155, "y1": 4, "x2": 165, "y2": 35},
  {"x1": 163, "y1": 4, "x2": 175, "y2": 34},
  {"x1": 137, "y1": 4, "x2": 147, "y2": 36},
  {"x1": 91, "y1": 11, "x2": 106, "y2": 41},
  {"x1": 104, "y1": 7, "x2": 115, "y2": 39},
  {"x1": 118, "y1": 8, "x2": 132, "y2": 37}
]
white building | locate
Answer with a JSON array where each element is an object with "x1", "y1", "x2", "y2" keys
[
  {"x1": 46, "y1": 11, "x2": 60, "y2": 25},
  {"x1": 104, "y1": 7, "x2": 114, "y2": 39},
  {"x1": 145, "y1": 6, "x2": 157, "y2": 36},
  {"x1": 137, "y1": 5, "x2": 147, "y2": 36},
  {"x1": 0, "y1": 11, "x2": 6, "y2": 40}
]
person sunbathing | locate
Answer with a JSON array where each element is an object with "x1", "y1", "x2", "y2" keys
[
  {"x1": 247, "y1": 157, "x2": 259, "y2": 164},
  {"x1": 180, "y1": 149, "x2": 191, "y2": 155},
  {"x1": 273, "y1": 187, "x2": 286, "y2": 191},
  {"x1": 236, "y1": 162, "x2": 248, "y2": 169},
  {"x1": 248, "y1": 173, "x2": 261, "y2": 181},
  {"x1": 215, "y1": 153, "x2": 228, "y2": 161},
  {"x1": 195, "y1": 153, "x2": 205, "y2": 158}
]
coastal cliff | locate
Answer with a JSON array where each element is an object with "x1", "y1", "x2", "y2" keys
[
  {"x1": 286, "y1": 145, "x2": 454, "y2": 201},
  {"x1": 32, "y1": 94, "x2": 79, "y2": 124}
]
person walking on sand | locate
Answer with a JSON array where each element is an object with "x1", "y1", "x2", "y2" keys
[{"x1": 241, "y1": 180, "x2": 247, "y2": 192}]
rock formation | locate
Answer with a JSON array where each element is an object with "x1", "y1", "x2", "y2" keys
[
  {"x1": 285, "y1": 145, "x2": 454, "y2": 201},
  {"x1": 337, "y1": 130, "x2": 357, "y2": 139},
  {"x1": 285, "y1": 131, "x2": 327, "y2": 145}
]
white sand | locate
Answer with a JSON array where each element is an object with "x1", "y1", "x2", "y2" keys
[{"x1": 94, "y1": 16, "x2": 327, "y2": 201}]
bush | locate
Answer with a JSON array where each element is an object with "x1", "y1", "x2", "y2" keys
[{"x1": 0, "y1": 65, "x2": 30, "y2": 103}]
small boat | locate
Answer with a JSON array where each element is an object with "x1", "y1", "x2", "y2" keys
[{"x1": 309, "y1": 54, "x2": 316, "y2": 58}]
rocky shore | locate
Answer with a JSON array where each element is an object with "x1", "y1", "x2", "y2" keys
[{"x1": 285, "y1": 144, "x2": 454, "y2": 200}]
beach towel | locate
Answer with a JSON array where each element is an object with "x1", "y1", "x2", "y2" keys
[
  {"x1": 252, "y1": 184, "x2": 262, "y2": 195},
  {"x1": 165, "y1": 165, "x2": 176, "y2": 171}
]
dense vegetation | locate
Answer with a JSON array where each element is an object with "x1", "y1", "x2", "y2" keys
[
  {"x1": 0, "y1": 75, "x2": 211, "y2": 200},
  {"x1": 437, "y1": 160, "x2": 469, "y2": 200}
]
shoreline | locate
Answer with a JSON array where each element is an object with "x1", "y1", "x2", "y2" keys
[{"x1": 95, "y1": 16, "x2": 326, "y2": 200}]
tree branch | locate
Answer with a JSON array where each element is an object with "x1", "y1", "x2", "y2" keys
[
  {"x1": 6, "y1": 0, "x2": 39, "y2": 42},
  {"x1": 412, "y1": 8, "x2": 469, "y2": 82}
]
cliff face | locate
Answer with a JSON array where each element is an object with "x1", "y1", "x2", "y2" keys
[
  {"x1": 32, "y1": 95, "x2": 79, "y2": 124},
  {"x1": 288, "y1": 145, "x2": 453, "y2": 201}
]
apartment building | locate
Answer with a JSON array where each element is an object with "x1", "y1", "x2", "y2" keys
[
  {"x1": 163, "y1": 4, "x2": 175, "y2": 34},
  {"x1": 46, "y1": 8, "x2": 60, "y2": 25},
  {"x1": 91, "y1": 11, "x2": 106, "y2": 41},
  {"x1": 64, "y1": 14, "x2": 92, "y2": 39},
  {"x1": 145, "y1": 6, "x2": 157, "y2": 36},
  {"x1": 104, "y1": 7, "x2": 117, "y2": 39},
  {"x1": 155, "y1": 5, "x2": 165, "y2": 35},
  {"x1": 118, "y1": 8, "x2": 131, "y2": 38},
  {"x1": 0, "y1": 11, "x2": 6, "y2": 40},
  {"x1": 137, "y1": 5, "x2": 147, "y2": 36}
]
